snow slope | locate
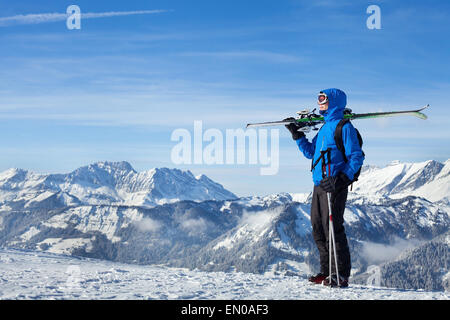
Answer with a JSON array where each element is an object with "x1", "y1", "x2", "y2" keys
[{"x1": 0, "y1": 248, "x2": 447, "y2": 300}]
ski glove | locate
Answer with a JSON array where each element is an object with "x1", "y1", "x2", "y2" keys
[
  {"x1": 319, "y1": 172, "x2": 352, "y2": 193},
  {"x1": 284, "y1": 118, "x2": 305, "y2": 140}
]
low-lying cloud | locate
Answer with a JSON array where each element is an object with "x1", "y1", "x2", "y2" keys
[
  {"x1": 181, "y1": 218, "x2": 208, "y2": 234},
  {"x1": 361, "y1": 237, "x2": 423, "y2": 265},
  {"x1": 134, "y1": 217, "x2": 162, "y2": 233},
  {"x1": 239, "y1": 207, "x2": 283, "y2": 231}
]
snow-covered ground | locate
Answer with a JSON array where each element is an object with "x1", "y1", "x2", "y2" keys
[{"x1": 0, "y1": 248, "x2": 448, "y2": 300}]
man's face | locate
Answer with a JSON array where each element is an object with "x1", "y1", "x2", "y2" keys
[{"x1": 318, "y1": 101, "x2": 329, "y2": 112}]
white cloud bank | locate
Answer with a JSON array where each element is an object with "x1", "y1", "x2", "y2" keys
[{"x1": 0, "y1": 10, "x2": 168, "y2": 27}]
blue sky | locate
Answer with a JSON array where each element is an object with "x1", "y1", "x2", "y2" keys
[{"x1": 0, "y1": 0, "x2": 449, "y2": 196}]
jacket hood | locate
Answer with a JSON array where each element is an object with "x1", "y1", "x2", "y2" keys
[{"x1": 320, "y1": 88, "x2": 347, "y2": 122}]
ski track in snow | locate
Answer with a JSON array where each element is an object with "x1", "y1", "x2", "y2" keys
[{"x1": 0, "y1": 249, "x2": 448, "y2": 300}]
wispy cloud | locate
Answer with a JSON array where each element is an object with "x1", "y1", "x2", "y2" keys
[
  {"x1": 179, "y1": 50, "x2": 302, "y2": 63},
  {"x1": 0, "y1": 10, "x2": 168, "y2": 27}
]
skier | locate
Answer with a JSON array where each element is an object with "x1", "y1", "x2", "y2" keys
[{"x1": 285, "y1": 88, "x2": 364, "y2": 287}]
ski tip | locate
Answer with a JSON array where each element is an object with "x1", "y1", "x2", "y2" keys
[
  {"x1": 416, "y1": 113, "x2": 427, "y2": 120},
  {"x1": 415, "y1": 104, "x2": 430, "y2": 120}
]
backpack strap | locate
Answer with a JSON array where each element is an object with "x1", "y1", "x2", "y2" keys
[
  {"x1": 334, "y1": 119, "x2": 365, "y2": 191},
  {"x1": 310, "y1": 127, "x2": 324, "y2": 172},
  {"x1": 334, "y1": 119, "x2": 349, "y2": 163}
]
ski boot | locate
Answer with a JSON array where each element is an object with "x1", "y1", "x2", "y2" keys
[
  {"x1": 308, "y1": 273, "x2": 328, "y2": 284},
  {"x1": 322, "y1": 274, "x2": 349, "y2": 288}
]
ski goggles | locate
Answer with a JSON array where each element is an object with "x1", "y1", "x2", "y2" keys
[{"x1": 318, "y1": 93, "x2": 328, "y2": 105}]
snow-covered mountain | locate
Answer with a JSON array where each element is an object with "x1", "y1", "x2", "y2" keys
[
  {"x1": 0, "y1": 159, "x2": 448, "y2": 291},
  {"x1": 379, "y1": 231, "x2": 450, "y2": 291},
  {"x1": 351, "y1": 159, "x2": 450, "y2": 203},
  {"x1": 0, "y1": 161, "x2": 237, "y2": 209}
]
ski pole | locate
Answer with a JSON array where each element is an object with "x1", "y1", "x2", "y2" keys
[
  {"x1": 326, "y1": 152, "x2": 340, "y2": 287},
  {"x1": 329, "y1": 197, "x2": 332, "y2": 284},
  {"x1": 327, "y1": 192, "x2": 340, "y2": 287}
]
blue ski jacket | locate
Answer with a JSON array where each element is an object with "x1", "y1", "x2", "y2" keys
[{"x1": 296, "y1": 88, "x2": 364, "y2": 186}]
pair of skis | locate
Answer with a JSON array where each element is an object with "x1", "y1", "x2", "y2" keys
[{"x1": 246, "y1": 105, "x2": 429, "y2": 130}]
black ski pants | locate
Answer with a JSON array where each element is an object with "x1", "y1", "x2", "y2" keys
[{"x1": 311, "y1": 184, "x2": 351, "y2": 278}]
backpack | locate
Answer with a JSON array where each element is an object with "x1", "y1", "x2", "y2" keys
[{"x1": 334, "y1": 119, "x2": 365, "y2": 184}]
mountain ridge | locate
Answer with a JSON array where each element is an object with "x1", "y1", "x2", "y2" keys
[
  {"x1": 350, "y1": 159, "x2": 449, "y2": 203},
  {"x1": 0, "y1": 161, "x2": 237, "y2": 209}
]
